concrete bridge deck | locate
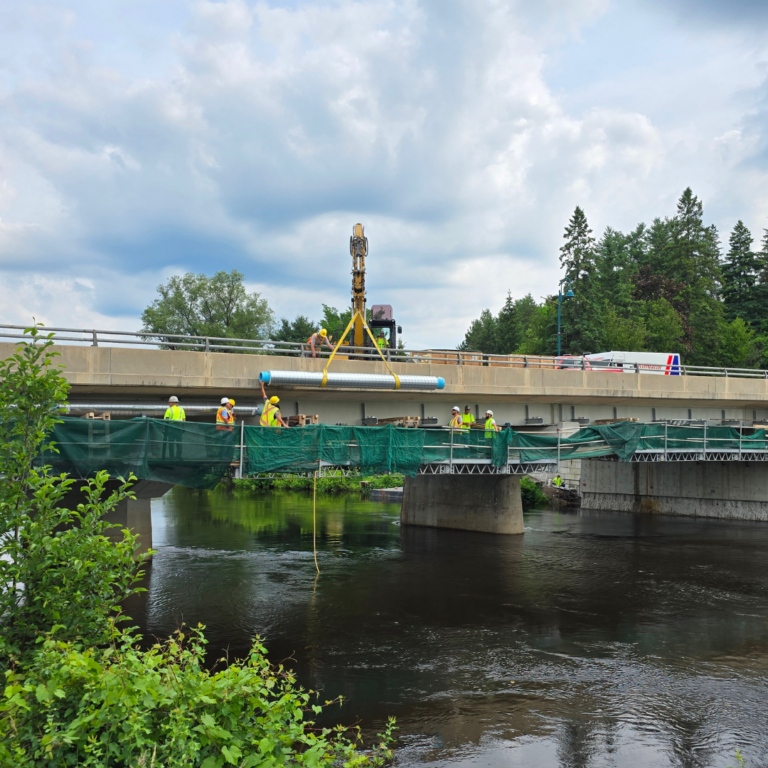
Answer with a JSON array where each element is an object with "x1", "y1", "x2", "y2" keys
[{"x1": 4, "y1": 343, "x2": 768, "y2": 427}]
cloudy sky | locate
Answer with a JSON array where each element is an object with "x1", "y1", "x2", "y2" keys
[{"x1": 1, "y1": 0, "x2": 768, "y2": 348}]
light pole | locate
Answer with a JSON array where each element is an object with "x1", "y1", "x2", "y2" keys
[{"x1": 557, "y1": 278, "x2": 574, "y2": 357}]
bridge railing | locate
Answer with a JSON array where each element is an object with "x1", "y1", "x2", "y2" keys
[{"x1": 3, "y1": 324, "x2": 768, "y2": 380}]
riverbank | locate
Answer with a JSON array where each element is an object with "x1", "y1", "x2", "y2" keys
[{"x1": 232, "y1": 474, "x2": 549, "y2": 508}]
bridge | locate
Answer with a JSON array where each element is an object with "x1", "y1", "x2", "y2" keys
[
  {"x1": 3, "y1": 324, "x2": 768, "y2": 429},
  {"x1": 7, "y1": 324, "x2": 768, "y2": 540}
]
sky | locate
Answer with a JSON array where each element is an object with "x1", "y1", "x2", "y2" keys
[{"x1": 1, "y1": 0, "x2": 768, "y2": 349}]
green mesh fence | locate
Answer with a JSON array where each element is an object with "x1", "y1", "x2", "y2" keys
[
  {"x1": 244, "y1": 424, "x2": 426, "y2": 477},
  {"x1": 36, "y1": 417, "x2": 237, "y2": 490},
  {"x1": 34, "y1": 419, "x2": 768, "y2": 490}
]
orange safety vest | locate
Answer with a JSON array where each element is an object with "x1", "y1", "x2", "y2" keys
[
  {"x1": 450, "y1": 413, "x2": 462, "y2": 428},
  {"x1": 216, "y1": 406, "x2": 233, "y2": 431}
]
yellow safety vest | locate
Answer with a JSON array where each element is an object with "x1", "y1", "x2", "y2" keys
[
  {"x1": 462, "y1": 413, "x2": 475, "y2": 431},
  {"x1": 260, "y1": 400, "x2": 279, "y2": 427},
  {"x1": 553, "y1": 476, "x2": 563, "y2": 487},
  {"x1": 164, "y1": 405, "x2": 185, "y2": 421},
  {"x1": 484, "y1": 417, "x2": 497, "y2": 438},
  {"x1": 377, "y1": 336, "x2": 387, "y2": 349},
  {"x1": 450, "y1": 414, "x2": 462, "y2": 428}
]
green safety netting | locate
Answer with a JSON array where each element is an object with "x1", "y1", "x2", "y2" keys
[
  {"x1": 244, "y1": 424, "x2": 426, "y2": 477},
  {"x1": 35, "y1": 418, "x2": 768, "y2": 490},
  {"x1": 36, "y1": 417, "x2": 237, "y2": 490}
]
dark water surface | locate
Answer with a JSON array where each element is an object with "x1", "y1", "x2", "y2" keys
[{"x1": 133, "y1": 488, "x2": 768, "y2": 767}]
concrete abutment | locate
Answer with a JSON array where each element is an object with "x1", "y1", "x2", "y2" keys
[
  {"x1": 401, "y1": 474, "x2": 524, "y2": 534},
  {"x1": 581, "y1": 459, "x2": 768, "y2": 521}
]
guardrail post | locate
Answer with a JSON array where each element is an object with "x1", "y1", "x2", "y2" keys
[
  {"x1": 92, "y1": 330, "x2": 98, "y2": 347},
  {"x1": 238, "y1": 419, "x2": 245, "y2": 479},
  {"x1": 205, "y1": 337, "x2": 210, "y2": 352},
  {"x1": 458, "y1": 353, "x2": 462, "y2": 366},
  {"x1": 524, "y1": 356, "x2": 529, "y2": 369}
]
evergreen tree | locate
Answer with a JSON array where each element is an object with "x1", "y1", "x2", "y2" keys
[
  {"x1": 495, "y1": 293, "x2": 519, "y2": 354},
  {"x1": 721, "y1": 221, "x2": 761, "y2": 325},
  {"x1": 559, "y1": 207, "x2": 602, "y2": 354},
  {"x1": 459, "y1": 309, "x2": 498, "y2": 353},
  {"x1": 274, "y1": 315, "x2": 318, "y2": 344}
]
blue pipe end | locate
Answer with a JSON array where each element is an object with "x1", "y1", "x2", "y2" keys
[
  {"x1": 259, "y1": 371, "x2": 271, "y2": 384},
  {"x1": 436, "y1": 377, "x2": 445, "y2": 390}
]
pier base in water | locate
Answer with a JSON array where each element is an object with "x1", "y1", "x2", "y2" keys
[
  {"x1": 401, "y1": 474, "x2": 524, "y2": 534},
  {"x1": 58, "y1": 479, "x2": 173, "y2": 558}
]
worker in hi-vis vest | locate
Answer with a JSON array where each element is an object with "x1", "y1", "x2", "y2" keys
[
  {"x1": 216, "y1": 397, "x2": 235, "y2": 431},
  {"x1": 449, "y1": 406, "x2": 463, "y2": 429},
  {"x1": 307, "y1": 328, "x2": 334, "y2": 358},
  {"x1": 162, "y1": 395, "x2": 186, "y2": 459},
  {"x1": 163, "y1": 396, "x2": 186, "y2": 421},
  {"x1": 376, "y1": 331, "x2": 388, "y2": 350},
  {"x1": 484, "y1": 409, "x2": 499, "y2": 438},
  {"x1": 461, "y1": 405, "x2": 475, "y2": 431},
  {"x1": 260, "y1": 380, "x2": 289, "y2": 427}
]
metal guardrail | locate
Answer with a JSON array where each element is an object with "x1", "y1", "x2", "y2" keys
[{"x1": 3, "y1": 323, "x2": 768, "y2": 379}]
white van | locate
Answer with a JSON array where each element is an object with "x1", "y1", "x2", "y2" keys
[{"x1": 557, "y1": 352, "x2": 682, "y2": 375}]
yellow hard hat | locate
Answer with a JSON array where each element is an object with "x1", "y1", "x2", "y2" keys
[
  {"x1": 270, "y1": 396, "x2": 280, "y2": 404},
  {"x1": 319, "y1": 328, "x2": 327, "y2": 337},
  {"x1": 229, "y1": 399, "x2": 235, "y2": 406}
]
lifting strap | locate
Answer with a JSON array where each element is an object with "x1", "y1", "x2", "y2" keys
[{"x1": 320, "y1": 310, "x2": 401, "y2": 390}]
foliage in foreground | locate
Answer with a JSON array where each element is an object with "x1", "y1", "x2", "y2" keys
[
  {"x1": 2, "y1": 629, "x2": 394, "y2": 768},
  {"x1": 0, "y1": 330, "x2": 394, "y2": 767}
]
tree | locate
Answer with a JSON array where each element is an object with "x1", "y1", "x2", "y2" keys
[
  {"x1": 459, "y1": 309, "x2": 498, "y2": 353},
  {"x1": 142, "y1": 270, "x2": 274, "y2": 347},
  {"x1": 559, "y1": 207, "x2": 602, "y2": 354},
  {"x1": 722, "y1": 221, "x2": 757, "y2": 320},
  {"x1": 274, "y1": 315, "x2": 318, "y2": 345}
]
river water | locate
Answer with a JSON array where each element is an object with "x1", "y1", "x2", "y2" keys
[{"x1": 131, "y1": 488, "x2": 768, "y2": 767}]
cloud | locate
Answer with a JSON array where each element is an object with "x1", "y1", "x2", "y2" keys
[{"x1": 1, "y1": 0, "x2": 767, "y2": 348}]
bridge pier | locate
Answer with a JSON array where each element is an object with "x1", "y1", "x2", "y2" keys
[
  {"x1": 58, "y1": 479, "x2": 173, "y2": 557},
  {"x1": 401, "y1": 474, "x2": 524, "y2": 534},
  {"x1": 581, "y1": 460, "x2": 768, "y2": 521}
]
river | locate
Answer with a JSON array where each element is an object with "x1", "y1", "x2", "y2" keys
[{"x1": 130, "y1": 487, "x2": 768, "y2": 767}]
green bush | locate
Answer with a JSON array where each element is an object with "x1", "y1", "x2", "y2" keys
[
  {"x1": 1, "y1": 629, "x2": 394, "y2": 768},
  {"x1": 520, "y1": 476, "x2": 548, "y2": 509},
  {"x1": 233, "y1": 473, "x2": 405, "y2": 496},
  {"x1": 0, "y1": 329, "x2": 394, "y2": 767}
]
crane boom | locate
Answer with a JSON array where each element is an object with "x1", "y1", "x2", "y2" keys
[{"x1": 350, "y1": 223, "x2": 367, "y2": 348}]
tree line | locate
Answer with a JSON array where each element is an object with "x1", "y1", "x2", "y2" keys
[{"x1": 459, "y1": 188, "x2": 768, "y2": 368}]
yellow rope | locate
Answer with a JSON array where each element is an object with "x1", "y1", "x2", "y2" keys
[
  {"x1": 320, "y1": 310, "x2": 401, "y2": 389},
  {"x1": 312, "y1": 470, "x2": 320, "y2": 575}
]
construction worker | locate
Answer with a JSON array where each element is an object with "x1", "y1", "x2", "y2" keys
[
  {"x1": 260, "y1": 379, "x2": 289, "y2": 427},
  {"x1": 462, "y1": 405, "x2": 475, "y2": 431},
  {"x1": 162, "y1": 395, "x2": 185, "y2": 459},
  {"x1": 553, "y1": 474, "x2": 564, "y2": 487},
  {"x1": 216, "y1": 397, "x2": 235, "y2": 431},
  {"x1": 163, "y1": 396, "x2": 185, "y2": 421},
  {"x1": 376, "y1": 331, "x2": 388, "y2": 350},
  {"x1": 449, "y1": 406, "x2": 463, "y2": 429},
  {"x1": 307, "y1": 328, "x2": 334, "y2": 358},
  {"x1": 484, "y1": 409, "x2": 499, "y2": 438}
]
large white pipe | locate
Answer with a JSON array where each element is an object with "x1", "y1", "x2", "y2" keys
[{"x1": 259, "y1": 371, "x2": 445, "y2": 391}]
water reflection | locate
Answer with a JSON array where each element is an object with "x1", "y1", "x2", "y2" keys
[{"x1": 132, "y1": 487, "x2": 768, "y2": 767}]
